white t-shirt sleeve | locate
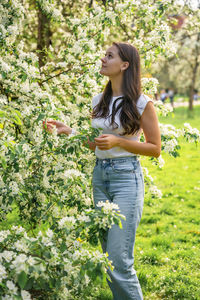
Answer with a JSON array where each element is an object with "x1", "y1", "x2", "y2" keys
[{"x1": 136, "y1": 94, "x2": 154, "y2": 116}]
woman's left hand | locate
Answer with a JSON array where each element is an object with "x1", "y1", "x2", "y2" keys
[{"x1": 94, "y1": 134, "x2": 118, "y2": 150}]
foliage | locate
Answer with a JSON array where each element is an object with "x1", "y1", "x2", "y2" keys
[{"x1": 0, "y1": 202, "x2": 125, "y2": 299}]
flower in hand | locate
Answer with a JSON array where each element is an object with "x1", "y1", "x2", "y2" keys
[{"x1": 94, "y1": 134, "x2": 118, "y2": 150}]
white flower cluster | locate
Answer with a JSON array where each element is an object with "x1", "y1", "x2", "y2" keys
[
  {"x1": 183, "y1": 123, "x2": 200, "y2": 143},
  {"x1": 142, "y1": 167, "x2": 162, "y2": 199},
  {"x1": 150, "y1": 155, "x2": 165, "y2": 169},
  {"x1": 37, "y1": 0, "x2": 63, "y2": 21},
  {"x1": 163, "y1": 138, "x2": 178, "y2": 153},
  {"x1": 157, "y1": 155, "x2": 165, "y2": 168},
  {"x1": 148, "y1": 185, "x2": 163, "y2": 199},
  {"x1": 159, "y1": 123, "x2": 182, "y2": 156},
  {"x1": 0, "y1": 0, "x2": 25, "y2": 45},
  {"x1": 64, "y1": 169, "x2": 85, "y2": 180},
  {"x1": 159, "y1": 123, "x2": 181, "y2": 139},
  {"x1": 0, "y1": 204, "x2": 122, "y2": 298},
  {"x1": 58, "y1": 216, "x2": 76, "y2": 228},
  {"x1": 154, "y1": 101, "x2": 173, "y2": 116},
  {"x1": 96, "y1": 200, "x2": 120, "y2": 212},
  {"x1": 141, "y1": 77, "x2": 159, "y2": 95}
]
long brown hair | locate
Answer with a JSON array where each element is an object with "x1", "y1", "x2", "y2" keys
[{"x1": 91, "y1": 42, "x2": 141, "y2": 136}]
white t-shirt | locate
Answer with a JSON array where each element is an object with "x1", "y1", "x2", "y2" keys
[{"x1": 91, "y1": 93, "x2": 153, "y2": 159}]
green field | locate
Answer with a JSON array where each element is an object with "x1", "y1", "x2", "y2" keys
[{"x1": 94, "y1": 106, "x2": 200, "y2": 300}]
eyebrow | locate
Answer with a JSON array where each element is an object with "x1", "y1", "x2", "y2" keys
[{"x1": 105, "y1": 51, "x2": 114, "y2": 55}]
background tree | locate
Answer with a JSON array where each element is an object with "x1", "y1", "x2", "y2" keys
[{"x1": 151, "y1": 5, "x2": 200, "y2": 110}]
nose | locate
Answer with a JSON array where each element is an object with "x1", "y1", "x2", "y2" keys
[{"x1": 101, "y1": 56, "x2": 106, "y2": 63}]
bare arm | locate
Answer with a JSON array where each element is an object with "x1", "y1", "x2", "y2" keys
[
  {"x1": 117, "y1": 102, "x2": 161, "y2": 157},
  {"x1": 45, "y1": 120, "x2": 97, "y2": 152},
  {"x1": 44, "y1": 120, "x2": 73, "y2": 135}
]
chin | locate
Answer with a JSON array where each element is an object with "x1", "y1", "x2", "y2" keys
[{"x1": 100, "y1": 69, "x2": 109, "y2": 76}]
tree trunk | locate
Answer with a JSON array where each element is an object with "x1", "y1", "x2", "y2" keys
[
  {"x1": 37, "y1": 6, "x2": 52, "y2": 69},
  {"x1": 189, "y1": 85, "x2": 194, "y2": 111},
  {"x1": 188, "y1": 33, "x2": 200, "y2": 111}
]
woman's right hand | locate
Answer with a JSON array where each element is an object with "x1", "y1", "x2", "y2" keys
[{"x1": 43, "y1": 120, "x2": 72, "y2": 135}]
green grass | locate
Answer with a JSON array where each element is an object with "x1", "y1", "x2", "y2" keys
[
  {"x1": 94, "y1": 106, "x2": 200, "y2": 300},
  {"x1": 159, "y1": 105, "x2": 200, "y2": 129}
]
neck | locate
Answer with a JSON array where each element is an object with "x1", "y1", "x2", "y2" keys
[{"x1": 110, "y1": 74, "x2": 123, "y2": 97}]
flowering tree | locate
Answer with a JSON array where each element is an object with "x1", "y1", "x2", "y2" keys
[
  {"x1": 0, "y1": 0, "x2": 200, "y2": 299},
  {"x1": 151, "y1": 3, "x2": 200, "y2": 110}
]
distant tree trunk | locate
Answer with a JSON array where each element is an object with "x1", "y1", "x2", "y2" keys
[
  {"x1": 189, "y1": 86, "x2": 194, "y2": 111},
  {"x1": 37, "y1": 6, "x2": 52, "y2": 69},
  {"x1": 188, "y1": 33, "x2": 200, "y2": 111},
  {"x1": 89, "y1": 0, "x2": 93, "y2": 8}
]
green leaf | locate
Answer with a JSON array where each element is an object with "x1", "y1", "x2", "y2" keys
[
  {"x1": 0, "y1": 156, "x2": 7, "y2": 169},
  {"x1": 47, "y1": 141, "x2": 53, "y2": 150},
  {"x1": 36, "y1": 113, "x2": 45, "y2": 122},
  {"x1": 13, "y1": 296, "x2": 21, "y2": 300},
  {"x1": 21, "y1": 74, "x2": 28, "y2": 82},
  {"x1": 25, "y1": 278, "x2": 34, "y2": 290},
  {"x1": 0, "y1": 110, "x2": 6, "y2": 118},
  {"x1": 17, "y1": 271, "x2": 27, "y2": 289},
  {"x1": 17, "y1": 145, "x2": 23, "y2": 154},
  {"x1": 13, "y1": 114, "x2": 22, "y2": 125}
]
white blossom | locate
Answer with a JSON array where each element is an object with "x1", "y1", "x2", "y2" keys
[
  {"x1": 0, "y1": 251, "x2": 15, "y2": 263},
  {"x1": 0, "y1": 230, "x2": 10, "y2": 243},
  {"x1": 58, "y1": 216, "x2": 76, "y2": 228},
  {"x1": 6, "y1": 281, "x2": 18, "y2": 294},
  {"x1": 96, "y1": 200, "x2": 120, "y2": 212},
  {"x1": 149, "y1": 186, "x2": 162, "y2": 199},
  {"x1": 9, "y1": 181, "x2": 19, "y2": 195},
  {"x1": 0, "y1": 264, "x2": 7, "y2": 282},
  {"x1": 21, "y1": 290, "x2": 31, "y2": 300}
]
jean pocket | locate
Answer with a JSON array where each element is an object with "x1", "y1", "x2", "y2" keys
[{"x1": 111, "y1": 161, "x2": 137, "y2": 173}]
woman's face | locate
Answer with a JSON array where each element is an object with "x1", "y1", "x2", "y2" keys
[{"x1": 100, "y1": 45, "x2": 124, "y2": 77}]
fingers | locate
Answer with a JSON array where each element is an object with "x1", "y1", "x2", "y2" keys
[
  {"x1": 95, "y1": 142, "x2": 107, "y2": 148},
  {"x1": 43, "y1": 120, "x2": 54, "y2": 133},
  {"x1": 94, "y1": 135, "x2": 109, "y2": 142},
  {"x1": 94, "y1": 137, "x2": 105, "y2": 142},
  {"x1": 97, "y1": 146, "x2": 107, "y2": 150},
  {"x1": 46, "y1": 120, "x2": 57, "y2": 125}
]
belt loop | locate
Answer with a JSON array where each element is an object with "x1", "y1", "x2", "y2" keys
[{"x1": 110, "y1": 158, "x2": 112, "y2": 166}]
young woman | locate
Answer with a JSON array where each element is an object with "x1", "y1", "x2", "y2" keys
[{"x1": 46, "y1": 42, "x2": 161, "y2": 300}]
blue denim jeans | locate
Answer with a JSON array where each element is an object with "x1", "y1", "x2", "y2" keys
[{"x1": 92, "y1": 156, "x2": 144, "y2": 300}]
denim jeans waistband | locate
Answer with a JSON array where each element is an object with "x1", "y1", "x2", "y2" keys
[{"x1": 96, "y1": 156, "x2": 138, "y2": 164}]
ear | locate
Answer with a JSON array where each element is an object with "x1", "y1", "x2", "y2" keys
[{"x1": 121, "y1": 61, "x2": 129, "y2": 71}]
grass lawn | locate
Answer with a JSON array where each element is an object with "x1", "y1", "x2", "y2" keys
[{"x1": 94, "y1": 106, "x2": 200, "y2": 300}]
